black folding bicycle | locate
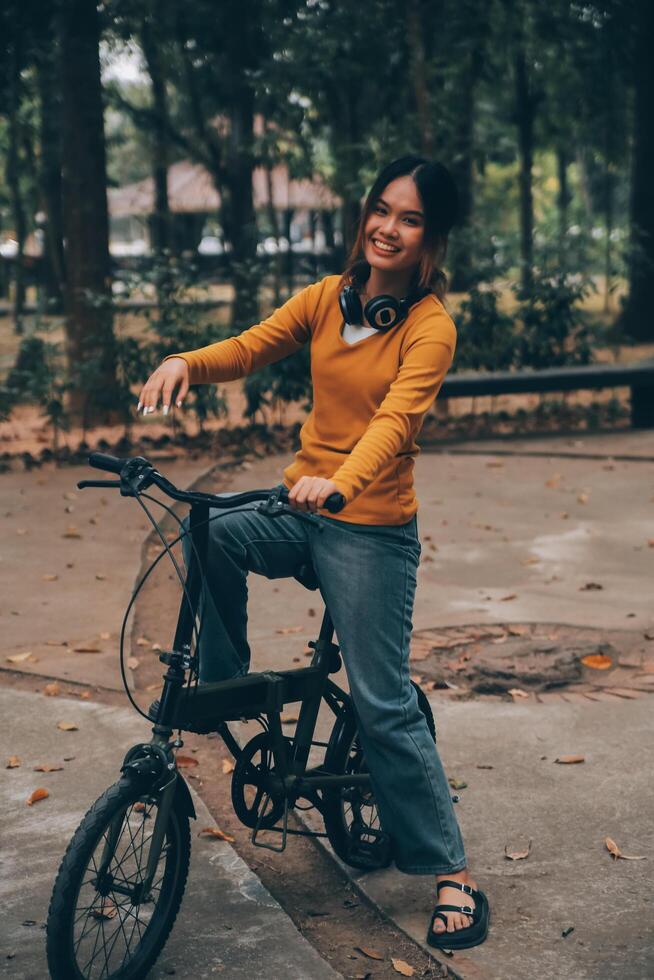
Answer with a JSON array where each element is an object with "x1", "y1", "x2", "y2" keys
[{"x1": 46, "y1": 452, "x2": 437, "y2": 980}]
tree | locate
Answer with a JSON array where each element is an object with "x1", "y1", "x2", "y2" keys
[
  {"x1": 620, "y1": 0, "x2": 654, "y2": 341},
  {"x1": 59, "y1": 0, "x2": 118, "y2": 423}
]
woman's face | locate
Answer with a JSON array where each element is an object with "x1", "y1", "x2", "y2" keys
[{"x1": 362, "y1": 175, "x2": 426, "y2": 277}]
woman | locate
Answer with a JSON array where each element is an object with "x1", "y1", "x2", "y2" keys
[{"x1": 137, "y1": 155, "x2": 490, "y2": 951}]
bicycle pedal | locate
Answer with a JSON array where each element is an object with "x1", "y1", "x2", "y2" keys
[{"x1": 346, "y1": 824, "x2": 392, "y2": 870}]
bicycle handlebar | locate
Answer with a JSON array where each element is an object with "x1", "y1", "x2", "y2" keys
[{"x1": 81, "y1": 452, "x2": 347, "y2": 514}]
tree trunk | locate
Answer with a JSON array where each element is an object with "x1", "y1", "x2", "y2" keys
[
  {"x1": 264, "y1": 159, "x2": 281, "y2": 304},
  {"x1": 449, "y1": 40, "x2": 482, "y2": 293},
  {"x1": 59, "y1": 0, "x2": 117, "y2": 424},
  {"x1": 140, "y1": 13, "x2": 172, "y2": 260},
  {"x1": 406, "y1": 0, "x2": 434, "y2": 156},
  {"x1": 556, "y1": 146, "x2": 570, "y2": 248},
  {"x1": 6, "y1": 44, "x2": 26, "y2": 334},
  {"x1": 35, "y1": 41, "x2": 66, "y2": 314},
  {"x1": 619, "y1": 0, "x2": 654, "y2": 342},
  {"x1": 514, "y1": 47, "x2": 534, "y2": 292},
  {"x1": 223, "y1": 93, "x2": 259, "y2": 327}
]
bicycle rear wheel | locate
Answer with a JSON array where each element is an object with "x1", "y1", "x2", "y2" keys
[
  {"x1": 46, "y1": 777, "x2": 190, "y2": 980},
  {"x1": 322, "y1": 681, "x2": 435, "y2": 869}
]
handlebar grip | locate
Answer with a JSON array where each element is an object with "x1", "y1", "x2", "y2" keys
[
  {"x1": 88, "y1": 452, "x2": 128, "y2": 475},
  {"x1": 323, "y1": 492, "x2": 346, "y2": 514}
]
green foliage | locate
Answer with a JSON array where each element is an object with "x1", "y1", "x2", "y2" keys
[
  {"x1": 455, "y1": 284, "x2": 516, "y2": 371},
  {"x1": 513, "y1": 237, "x2": 597, "y2": 368},
  {"x1": 513, "y1": 270, "x2": 595, "y2": 368},
  {"x1": 116, "y1": 254, "x2": 230, "y2": 430},
  {"x1": 5, "y1": 328, "x2": 70, "y2": 452}
]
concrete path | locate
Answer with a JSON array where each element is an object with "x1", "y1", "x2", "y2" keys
[
  {"x1": 0, "y1": 688, "x2": 341, "y2": 980},
  {"x1": 2, "y1": 429, "x2": 653, "y2": 979}
]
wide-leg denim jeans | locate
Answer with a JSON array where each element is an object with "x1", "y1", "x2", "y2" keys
[{"x1": 182, "y1": 489, "x2": 467, "y2": 875}]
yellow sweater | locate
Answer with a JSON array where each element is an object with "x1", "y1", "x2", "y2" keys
[{"x1": 166, "y1": 274, "x2": 456, "y2": 525}]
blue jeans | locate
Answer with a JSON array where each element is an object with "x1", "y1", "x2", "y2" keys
[{"x1": 181, "y1": 490, "x2": 467, "y2": 875}]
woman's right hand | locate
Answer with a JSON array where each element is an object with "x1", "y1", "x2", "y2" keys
[{"x1": 137, "y1": 357, "x2": 190, "y2": 415}]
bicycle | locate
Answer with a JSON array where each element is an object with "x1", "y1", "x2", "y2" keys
[{"x1": 46, "y1": 452, "x2": 439, "y2": 980}]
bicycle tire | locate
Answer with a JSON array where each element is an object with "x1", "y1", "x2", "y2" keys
[
  {"x1": 46, "y1": 777, "x2": 191, "y2": 980},
  {"x1": 322, "y1": 681, "x2": 436, "y2": 867}
]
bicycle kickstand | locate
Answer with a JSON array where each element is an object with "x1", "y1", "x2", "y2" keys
[{"x1": 251, "y1": 793, "x2": 289, "y2": 853}]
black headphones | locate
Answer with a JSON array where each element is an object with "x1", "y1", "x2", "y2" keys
[{"x1": 339, "y1": 282, "x2": 430, "y2": 332}]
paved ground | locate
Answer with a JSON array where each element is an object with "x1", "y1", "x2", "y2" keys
[
  {"x1": 0, "y1": 688, "x2": 341, "y2": 980},
  {"x1": 1, "y1": 429, "x2": 653, "y2": 979}
]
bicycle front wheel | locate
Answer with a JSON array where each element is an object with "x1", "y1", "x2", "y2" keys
[{"x1": 46, "y1": 777, "x2": 190, "y2": 980}]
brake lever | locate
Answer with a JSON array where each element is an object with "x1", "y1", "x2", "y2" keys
[
  {"x1": 77, "y1": 479, "x2": 121, "y2": 490},
  {"x1": 256, "y1": 488, "x2": 324, "y2": 529}
]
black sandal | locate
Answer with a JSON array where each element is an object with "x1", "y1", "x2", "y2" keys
[{"x1": 426, "y1": 879, "x2": 490, "y2": 951}]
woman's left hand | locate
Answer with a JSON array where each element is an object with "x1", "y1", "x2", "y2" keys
[{"x1": 287, "y1": 476, "x2": 341, "y2": 513}]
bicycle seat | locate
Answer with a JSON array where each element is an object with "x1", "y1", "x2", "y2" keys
[{"x1": 293, "y1": 561, "x2": 320, "y2": 591}]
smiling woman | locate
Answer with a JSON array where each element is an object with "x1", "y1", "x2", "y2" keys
[{"x1": 135, "y1": 154, "x2": 489, "y2": 952}]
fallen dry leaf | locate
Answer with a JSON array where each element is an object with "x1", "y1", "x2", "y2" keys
[
  {"x1": 554, "y1": 755, "x2": 585, "y2": 765},
  {"x1": 95, "y1": 573, "x2": 106, "y2": 581},
  {"x1": 78, "y1": 691, "x2": 92, "y2": 700},
  {"x1": 508, "y1": 688, "x2": 531, "y2": 699},
  {"x1": 33, "y1": 764, "x2": 64, "y2": 772},
  {"x1": 6, "y1": 651, "x2": 35, "y2": 664},
  {"x1": 448, "y1": 777, "x2": 468, "y2": 790},
  {"x1": 26, "y1": 788, "x2": 49, "y2": 806},
  {"x1": 73, "y1": 645, "x2": 101, "y2": 654},
  {"x1": 577, "y1": 493, "x2": 590, "y2": 504},
  {"x1": 391, "y1": 959, "x2": 415, "y2": 977},
  {"x1": 62, "y1": 526, "x2": 82, "y2": 539},
  {"x1": 355, "y1": 947, "x2": 384, "y2": 961},
  {"x1": 221, "y1": 759, "x2": 235, "y2": 775},
  {"x1": 6, "y1": 756, "x2": 21, "y2": 768},
  {"x1": 136, "y1": 636, "x2": 150, "y2": 647},
  {"x1": 127, "y1": 657, "x2": 140, "y2": 670},
  {"x1": 198, "y1": 826, "x2": 235, "y2": 842},
  {"x1": 275, "y1": 625, "x2": 304, "y2": 635},
  {"x1": 99, "y1": 632, "x2": 111, "y2": 640},
  {"x1": 281, "y1": 713, "x2": 299, "y2": 725},
  {"x1": 43, "y1": 574, "x2": 58, "y2": 582},
  {"x1": 505, "y1": 839, "x2": 532, "y2": 860},
  {"x1": 500, "y1": 593, "x2": 518, "y2": 601},
  {"x1": 43, "y1": 682, "x2": 61, "y2": 697},
  {"x1": 605, "y1": 837, "x2": 646, "y2": 861},
  {"x1": 90, "y1": 901, "x2": 117, "y2": 920},
  {"x1": 175, "y1": 755, "x2": 199, "y2": 768},
  {"x1": 56, "y1": 721, "x2": 79, "y2": 731},
  {"x1": 581, "y1": 654, "x2": 612, "y2": 670},
  {"x1": 579, "y1": 582, "x2": 603, "y2": 591}
]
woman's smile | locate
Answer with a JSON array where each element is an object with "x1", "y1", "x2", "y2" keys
[{"x1": 370, "y1": 237, "x2": 401, "y2": 255}]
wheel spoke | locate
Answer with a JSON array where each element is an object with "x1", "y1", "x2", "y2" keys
[{"x1": 69, "y1": 799, "x2": 174, "y2": 977}]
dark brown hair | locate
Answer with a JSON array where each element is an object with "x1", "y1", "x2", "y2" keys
[{"x1": 339, "y1": 155, "x2": 459, "y2": 302}]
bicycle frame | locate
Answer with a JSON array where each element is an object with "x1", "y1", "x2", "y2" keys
[{"x1": 138, "y1": 493, "x2": 373, "y2": 856}]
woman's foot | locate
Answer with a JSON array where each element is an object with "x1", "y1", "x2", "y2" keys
[{"x1": 432, "y1": 869, "x2": 477, "y2": 935}]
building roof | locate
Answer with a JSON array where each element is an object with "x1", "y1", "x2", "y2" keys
[{"x1": 108, "y1": 160, "x2": 340, "y2": 217}]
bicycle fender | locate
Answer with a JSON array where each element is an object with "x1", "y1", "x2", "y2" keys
[{"x1": 174, "y1": 773, "x2": 197, "y2": 820}]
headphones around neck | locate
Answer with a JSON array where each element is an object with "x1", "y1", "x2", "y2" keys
[{"x1": 339, "y1": 282, "x2": 430, "y2": 332}]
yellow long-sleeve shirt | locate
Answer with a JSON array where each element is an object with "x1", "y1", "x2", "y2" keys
[{"x1": 165, "y1": 274, "x2": 456, "y2": 525}]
